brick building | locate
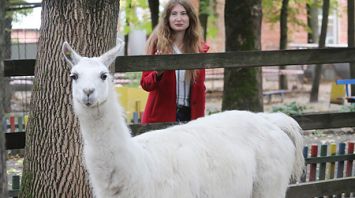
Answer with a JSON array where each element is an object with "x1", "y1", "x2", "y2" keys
[{"x1": 201, "y1": 0, "x2": 349, "y2": 52}]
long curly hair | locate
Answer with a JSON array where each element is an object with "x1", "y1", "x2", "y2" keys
[{"x1": 145, "y1": 0, "x2": 203, "y2": 82}]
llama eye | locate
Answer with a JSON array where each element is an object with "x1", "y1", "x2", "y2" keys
[
  {"x1": 70, "y1": 73, "x2": 78, "y2": 80},
  {"x1": 100, "y1": 73, "x2": 108, "y2": 80}
]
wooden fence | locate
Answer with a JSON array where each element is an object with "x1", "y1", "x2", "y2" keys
[
  {"x1": 286, "y1": 142, "x2": 355, "y2": 198},
  {"x1": 3, "y1": 47, "x2": 355, "y2": 197}
]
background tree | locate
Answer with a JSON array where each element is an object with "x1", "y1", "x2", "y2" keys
[
  {"x1": 199, "y1": 0, "x2": 217, "y2": 41},
  {"x1": 349, "y1": 0, "x2": 355, "y2": 95},
  {"x1": 264, "y1": 0, "x2": 309, "y2": 90},
  {"x1": 310, "y1": 0, "x2": 329, "y2": 102},
  {"x1": 279, "y1": 0, "x2": 289, "y2": 90},
  {"x1": 122, "y1": 0, "x2": 150, "y2": 55},
  {"x1": 199, "y1": 0, "x2": 210, "y2": 40},
  {"x1": 148, "y1": 0, "x2": 159, "y2": 29},
  {"x1": 222, "y1": 0, "x2": 263, "y2": 112},
  {"x1": 3, "y1": 0, "x2": 34, "y2": 113},
  {"x1": 307, "y1": 0, "x2": 319, "y2": 43},
  {"x1": 0, "y1": 0, "x2": 8, "y2": 196},
  {"x1": 20, "y1": 0, "x2": 120, "y2": 196}
]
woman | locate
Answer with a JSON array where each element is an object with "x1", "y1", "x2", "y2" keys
[{"x1": 140, "y1": 0, "x2": 209, "y2": 123}]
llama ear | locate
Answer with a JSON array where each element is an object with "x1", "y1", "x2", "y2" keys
[
  {"x1": 98, "y1": 38, "x2": 124, "y2": 67},
  {"x1": 62, "y1": 42, "x2": 82, "y2": 67}
]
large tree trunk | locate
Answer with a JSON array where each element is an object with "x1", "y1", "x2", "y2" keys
[
  {"x1": 148, "y1": 0, "x2": 159, "y2": 29},
  {"x1": 348, "y1": 0, "x2": 355, "y2": 95},
  {"x1": 0, "y1": 0, "x2": 8, "y2": 196},
  {"x1": 310, "y1": 0, "x2": 329, "y2": 102},
  {"x1": 21, "y1": 0, "x2": 120, "y2": 196},
  {"x1": 222, "y1": 0, "x2": 263, "y2": 112},
  {"x1": 279, "y1": 0, "x2": 289, "y2": 90}
]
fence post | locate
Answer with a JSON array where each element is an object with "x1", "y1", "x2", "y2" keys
[
  {"x1": 346, "y1": 142, "x2": 354, "y2": 177},
  {"x1": 12, "y1": 175, "x2": 20, "y2": 198},
  {"x1": 309, "y1": 144, "x2": 318, "y2": 181},
  {"x1": 301, "y1": 146, "x2": 308, "y2": 182},
  {"x1": 319, "y1": 144, "x2": 327, "y2": 180},
  {"x1": 329, "y1": 143, "x2": 337, "y2": 179},
  {"x1": 337, "y1": 143, "x2": 346, "y2": 178}
]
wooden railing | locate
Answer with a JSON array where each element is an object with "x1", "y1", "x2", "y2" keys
[
  {"x1": 4, "y1": 47, "x2": 355, "y2": 197},
  {"x1": 4, "y1": 112, "x2": 355, "y2": 150},
  {"x1": 5, "y1": 47, "x2": 355, "y2": 75}
]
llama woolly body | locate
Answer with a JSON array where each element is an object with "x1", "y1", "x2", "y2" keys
[{"x1": 63, "y1": 41, "x2": 304, "y2": 198}]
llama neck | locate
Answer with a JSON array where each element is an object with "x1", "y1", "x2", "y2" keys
[
  {"x1": 75, "y1": 87, "x2": 149, "y2": 193},
  {"x1": 77, "y1": 88, "x2": 131, "y2": 143}
]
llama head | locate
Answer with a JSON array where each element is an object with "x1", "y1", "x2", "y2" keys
[{"x1": 62, "y1": 40, "x2": 124, "y2": 108}]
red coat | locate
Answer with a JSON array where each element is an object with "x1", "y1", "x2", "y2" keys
[{"x1": 140, "y1": 44, "x2": 209, "y2": 123}]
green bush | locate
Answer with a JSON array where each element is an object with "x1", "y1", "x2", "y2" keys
[
  {"x1": 340, "y1": 103, "x2": 355, "y2": 112},
  {"x1": 271, "y1": 101, "x2": 306, "y2": 116}
]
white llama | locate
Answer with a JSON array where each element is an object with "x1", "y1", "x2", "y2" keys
[{"x1": 62, "y1": 41, "x2": 304, "y2": 198}]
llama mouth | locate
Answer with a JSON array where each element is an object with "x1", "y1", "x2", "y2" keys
[{"x1": 81, "y1": 97, "x2": 96, "y2": 107}]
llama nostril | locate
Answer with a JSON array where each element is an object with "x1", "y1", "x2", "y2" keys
[{"x1": 83, "y1": 88, "x2": 95, "y2": 96}]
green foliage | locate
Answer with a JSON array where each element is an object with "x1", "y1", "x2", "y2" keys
[
  {"x1": 207, "y1": 14, "x2": 217, "y2": 38},
  {"x1": 262, "y1": 0, "x2": 339, "y2": 36},
  {"x1": 207, "y1": 108, "x2": 220, "y2": 115},
  {"x1": 271, "y1": 101, "x2": 306, "y2": 115},
  {"x1": 340, "y1": 103, "x2": 355, "y2": 112},
  {"x1": 120, "y1": 0, "x2": 219, "y2": 39},
  {"x1": 120, "y1": 0, "x2": 152, "y2": 35},
  {"x1": 311, "y1": 129, "x2": 323, "y2": 136},
  {"x1": 199, "y1": 0, "x2": 218, "y2": 39}
]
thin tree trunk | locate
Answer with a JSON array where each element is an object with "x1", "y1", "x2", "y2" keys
[
  {"x1": 21, "y1": 0, "x2": 120, "y2": 196},
  {"x1": 222, "y1": 0, "x2": 263, "y2": 112},
  {"x1": 0, "y1": 0, "x2": 8, "y2": 196},
  {"x1": 124, "y1": 0, "x2": 132, "y2": 56},
  {"x1": 310, "y1": 0, "x2": 329, "y2": 102},
  {"x1": 348, "y1": 0, "x2": 355, "y2": 95},
  {"x1": 307, "y1": 0, "x2": 319, "y2": 43},
  {"x1": 148, "y1": 0, "x2": 159, "y2": 29},
  {"x1": 4, "y1": 11, "x2": 12, "y2": 113},
  {"x1": 199, "y1": 0, "x2": 209, "y2": 41},
  {"x1": 279, "y1": 0, "x2": 289, "y2": 90}
]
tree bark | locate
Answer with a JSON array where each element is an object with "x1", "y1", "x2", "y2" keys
[
  {"x1": 222, "y1": 0, "x2": 263, "y2": 112},
  {"x1": 148, "y1": 0, "x2": 159, "y2": 29},
  {"x1": 279, "y1": 0, "x2": 289, "y2": 90},
  {"x1": 20, "y1": 0, "x2": 120, "y2": 197},
  {"x1": 0, "y1": 0, "x2": 8, "y2": 196},
  {"x1": 310, "y1": 0, "x2": 329, "y2": 102}
]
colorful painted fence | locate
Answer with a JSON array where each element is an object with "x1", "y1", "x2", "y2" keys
[
  {"x1": 2, "y1": 113, "x2": 29, "y2": 133},
  {"x1": 286, "y1": 142, "x2": 355, "y2": 198}
]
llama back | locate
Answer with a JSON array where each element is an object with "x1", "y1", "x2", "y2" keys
[
  {"x1": 258, "y1": 112, "x2": 304, "y2": 182},
  {"x1": 134, "y1": 110, "x2": 298, "y2": 197}
]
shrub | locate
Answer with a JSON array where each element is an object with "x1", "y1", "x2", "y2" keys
[{"x1": 271, "y1": 102, "x2": 306, "y2": 116}]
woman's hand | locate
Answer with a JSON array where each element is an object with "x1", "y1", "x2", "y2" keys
[
  {"x1": 156, "y1": 71, "x2": 164, "y2": 80},
  {"x1": 155, "y1": 50, "x2": 164, "y2": 79}
]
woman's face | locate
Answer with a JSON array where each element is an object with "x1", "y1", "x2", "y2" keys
[{"x1": 169, "y1": 4, "x2": 190, "y2": 33}]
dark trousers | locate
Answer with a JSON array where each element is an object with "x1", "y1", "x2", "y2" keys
[{"x1": 176, "y1": 105, "x2": 191, "y2": 122}]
